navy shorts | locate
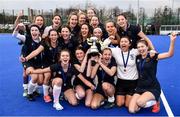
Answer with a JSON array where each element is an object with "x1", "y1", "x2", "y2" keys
[
  {"x1": 135, "y1": 87, "x2": 161, "y2": 101},
  {"x1": 116, "y1": 79, "x2": 137, "y2": 96},
  {"x1": 73, "y1": 77, "x2": 94, "y2": 90}
]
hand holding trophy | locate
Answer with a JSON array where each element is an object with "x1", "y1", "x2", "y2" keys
[{"x1": 88, "y1": 37, "x2": 100, "y2": 66}]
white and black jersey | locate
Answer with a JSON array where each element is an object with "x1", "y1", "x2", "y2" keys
[{"x1": 111, "y1": 47, "x2": 139, "y2": 80}]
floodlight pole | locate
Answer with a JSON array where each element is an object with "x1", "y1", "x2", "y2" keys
[{"x1": 137, "y1": 0, "x2": 139, "y2": 25}]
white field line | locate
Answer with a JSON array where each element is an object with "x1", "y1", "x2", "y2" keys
[{"x1": 161, "y1": 89, "x2": 174, "y2": 117}]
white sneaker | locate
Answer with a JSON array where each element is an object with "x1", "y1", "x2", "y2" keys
[
  {"x1": 108, "y1": 96, "x2": 115, "y2": 102},
  {"x1": 23, "y1": 89, "x2": 28, "y2": 97},
  {"x1": 53, "y1": 102, "x2": 64, "y2": 110}
]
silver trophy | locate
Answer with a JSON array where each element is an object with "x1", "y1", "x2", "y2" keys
[
  {"x1": 88, "y1": 37, "x2": 99, "y2": 66},
  {"x1": 89, "y1": 36, "x2": 99, "y2": 54}
]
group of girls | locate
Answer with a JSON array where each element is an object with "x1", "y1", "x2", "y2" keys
[{"x1": 12, "y1": 8, "x2": 176, "y2": 113}]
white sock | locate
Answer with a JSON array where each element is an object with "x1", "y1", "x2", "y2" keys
[
  {"x1": 144, "y1": 100, "x2": 157, "y2": 108},
  {"x1": 28, "y1": 81, "x2": 37, "y2": 94},
  {"x1": 33, "y1": 83, "x2": 38, "y2": 92},
  {"x1": 108, "y1": 96, "x2": 115, "y2": 103},
  {"x1": 53, "y1": 102, "x2": 64, "y2": 110},
  {"x1": 33, "y1": 84, "x2": 41, "y2": 93},
  {"x1": 43, "y1": 85, "x2": 49, "y2": 96},
  {"x1": 53, "y1": 85, "x2": 61, "y2": 103},
  {"x1": 23, "y1": 84, "x2": 28, "y2": 90}
]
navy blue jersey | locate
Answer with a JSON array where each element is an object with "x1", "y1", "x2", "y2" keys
[
  {"x1": 136, "y1": 53, "x2": 160, "y2": 91},
  {"x1": 97, "y1": 57, "x2": 117, "y2": 85},
  {"x1": 58, "y1": 36, "x2": 79, "y2": 58},
  {"x1": 73, "y1": 59, "x2": 86, "y2": 74},
  {"x1": 40, "y1": 40, "x2": 60, "y2": 67},
  {"x1": 73, "y1": 59, "x2": 94, "y2": 90},
  {"x1": 21, "y1": 44, "x2": 28, "y2": 56},
  {"x1": 79, "y1": 40, "x2": 91, "y2": 53},
  {"x1": 70, "y1": 25, "x2": 80, "y2": 38},
  {"x1": 73, "y1": 59, "x2": 90, "y2": 80},
  {"x1": 50, "y1": 63, "x2": 79, "y2": 86},
  {"x1": 24, "y1": 35, "x2": 43, "y2": 67}
]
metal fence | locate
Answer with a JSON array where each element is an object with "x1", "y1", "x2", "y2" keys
[
  {"x1": 0, "y1": 7, "x2": 179, "y2": 34},
  {"x1": 0, "y1": 9, "x2": 60, "y2": 33},
  {"x1": 0, "y1": 8, "x2": 114, "y2": 30}
]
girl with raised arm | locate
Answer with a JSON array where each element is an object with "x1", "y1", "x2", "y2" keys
[
  {"x1": 12, "y1": 24, "x2": 44, "y2": 101},
  {"x1": 73, "y1": 47, "x2": 96, "y2": 107},
  {"x1": 90, "y1": 48, "x2": 117, "y2": 109},
  {"x1": 128, "y1": 33, "x2": 176, "y2": 113},
  {"x1": 22, "y1": 29, "x2": 60, "y2": 103}
]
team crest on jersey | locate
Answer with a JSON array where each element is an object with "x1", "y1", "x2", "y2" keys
[
  {"x1": 137, "y1": 59, "x2": 140, "y2": 63},
  {"x1": 58, "y1": 71, "x2": 61, "y2": 74},
  {"x1": 146, "y1": 57, "x2": 151, "y2": 62},
  {"x1": 99, "y1": 67, "x2": 102, "y2": 70}
]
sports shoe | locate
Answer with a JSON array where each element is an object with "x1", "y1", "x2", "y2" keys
[
  {"x1": 103, "y1": 102, "x2": 115, "y2": 109},
  {"x1": 53, "y1": 102, "x2": 64, "y2": 110},
  {"x1": 152, "y1": 101, "x2": 160, "y2": 113},
  {"x1": 44, "y1": 95, "x2": 52, "y2": 103},
  {"x1": 27, "y1": 94, "x2": 35, "y2": 101},
  {"x1": 23, "y1": 89, "x2": 28, "y2": 97},
  {"x1": 33, "y1": 91, "x2": 40, "y2": 97}
]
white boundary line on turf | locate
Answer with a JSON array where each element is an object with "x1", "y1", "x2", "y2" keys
[{"x1": 161, "y1": 89, "x2": 174, "y2": 117}]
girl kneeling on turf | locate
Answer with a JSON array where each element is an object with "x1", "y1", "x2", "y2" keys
[
  {"x1": 128, "y1": 33, "x2": 176, "y2": 113},
  {"x1": 90, "y1": 48, "x2": 117, "y2": 109},
  {"x1": 29, "y1": 49, "x2": 81, "y2": 110}
]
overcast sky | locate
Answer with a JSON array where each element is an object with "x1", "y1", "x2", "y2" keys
[{"x1": 0, "y1": 0, "x2": 180, "y2": 16}]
